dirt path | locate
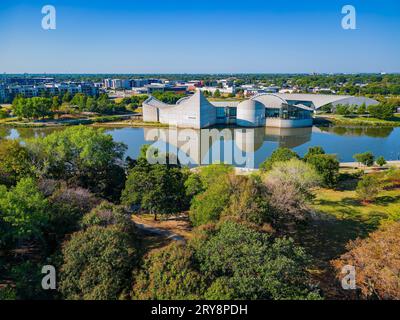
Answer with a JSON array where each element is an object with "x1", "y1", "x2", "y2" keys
[
  {"x1": 134, "y1": 221, "x2": 185, "y2": 242},
  {"x1": 132, "y1": 215, "x2": 191, "y2": 243}
]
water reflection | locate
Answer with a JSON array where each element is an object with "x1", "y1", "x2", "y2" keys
[
  {"x1": 143, "y1": 126, "x2": 312, "y2": 167},
  {"x1": 2, "y1": 125, "x2": 400, "y2": 166},
  {"x1": 318, "y1": 126, "x2": 393, "y2": 138}
]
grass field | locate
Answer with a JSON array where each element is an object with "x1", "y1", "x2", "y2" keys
[
  {"x1": 296, "y1": 170, "x2": 400, "y2": 267},
  {"x1": 315, "y1": 114, "x2": 400, "y2": 127}
]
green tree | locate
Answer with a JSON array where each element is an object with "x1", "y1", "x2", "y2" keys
[
  {"x1": 0, "y1": 177, "x2": 49, "y2": 248},
  {"x1": 376, "y1": 156, "x2": 387, "y2": 167},
  {"x1": 306, "y1": 154, "x2": 339, "y2": 187},
  {"x1": 189, "y1": 176, "x2": 231, "y2": 226},
  {"x1": 354, "y1": 152, "x2": 375, "y2": 167},
  {"x1": 260, "y1": 147, "x2": 300, "y2": 171},
  {"x1": 213, "y1": 89, "x2": 221, "y2": 98},
  {"x1": 368, "y1": 103, "x2": 394, "y2": 120},
  {"x1": 27, "y1": 126, "x2": 127, "y2": 200},
  {"x1": 356, "y1": 175, "x2": 381, "y2": 202},
  {"x1": 303, "y1": 146, "x2": 325, "y2": 162},
  {"x1": 59, "y1": 225, "x2": 136, "y2": 300},
  {"x1": 357, "y1": 103, "x2": 366, "y2": 115},
  {"x1": 0, "y1": 139, "x2": 32, "y2": 187},
  {"x1": 193, "y1": 220, "x2": 321, "y2": 300},
  {"x1": 121, "y1": 156, "x2": 187, "y2": 220},
  {"x1": 222, "y1": 175, "x2": 270, "y2": 225},
  {"x1": 131, "y1": 243, "x2": 205, "y2": 300}
]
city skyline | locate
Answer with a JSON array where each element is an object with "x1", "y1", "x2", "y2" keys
[{"x1": 1, "y1": 0, "x2": 400, "y2": 73}]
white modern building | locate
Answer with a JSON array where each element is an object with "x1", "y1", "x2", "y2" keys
[{"x1": 142, "y1": 91, "x2": 378, "y2": 129}]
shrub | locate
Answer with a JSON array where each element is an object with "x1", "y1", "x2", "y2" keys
[
  {"x1": 332, "y1": 222, "x2": 400, "y2": 299},
  {"x1": 306, "y1": 154, "x2": 340, "y2": 187},
  {"x1": 189, "y1": 176, "x2": 231, "y2": 226},
  {"x1": 131, "y1": 243, "x2": 205, "y2": 300},
  {"x1": 222, "y1": 175, "x2": 271, "y2": 225},
  {"x1": 81, "y1": 201, "x2": 135, "y2": 236},
  {"x1": 0, "y1": 178, "x2": 49, "y2": 248},
  {"x1": 0, "y1": 139, "x2": 32, "y2": 187},
  {"x1": 356, "y1": 175, "x2": 381, "y2": 202},
  {"x1": 263, "y1": 159, "x2": 321, "y2": 220},
  {"x1": 376, "y1": 156, "x2": 387, "y2": 167},
  {"x1": 353, "y1": 152, "x2": 375, "y2": 167},
  {"x1": 260, "y1": 147, "x2": 299, "y2": 171},
  {"x1": 303, "y1": 146, "x2": 325, "y2": 162},
  {"x1": 192, "y1": 220, "x2": 320, "y2": 300},
  {"x1": 59, "y1": 225, "x2": 136, "y2": 300}
]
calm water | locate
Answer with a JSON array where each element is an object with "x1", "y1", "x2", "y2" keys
[{"x1": 2, "y1": 125, "x2": 400, "y2": 168}]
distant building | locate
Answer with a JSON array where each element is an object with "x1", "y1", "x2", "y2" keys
[
  {"x1": 145, "y1": 84, "x2": 187, "y2": 94},
  {"x1": 142, "y1": 91, "x2": 378, "y2": 129},
  {"x1": 143, "y1": 90, "x2": 313, "y2": 129},
  {"x1": 0, "y1": 82, "x2": 99, "y2": 101}
]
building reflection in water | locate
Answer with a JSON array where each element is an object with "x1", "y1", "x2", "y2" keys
[{"x1": 143, "y1": 126, "x2": 312, "y2": 168}]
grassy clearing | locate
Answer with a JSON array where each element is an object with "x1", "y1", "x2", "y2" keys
[{"x1": 297, "y1": 169, "x2": 400, "y2": 267}]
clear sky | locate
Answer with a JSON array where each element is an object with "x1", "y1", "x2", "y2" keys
[{"x1": 0, "y1": 0, "x2": 399, "y2": 73}]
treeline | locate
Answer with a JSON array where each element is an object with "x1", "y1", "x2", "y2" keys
[
  {"x1": 10, "y1": 93, "x2": 149, "y2": 120},
  {"x1": 320, "y1": 98, "x2": 400, "y2": 120},
  {"x1": 9, "y1": 92, "x2": 189, "y2": 120}
]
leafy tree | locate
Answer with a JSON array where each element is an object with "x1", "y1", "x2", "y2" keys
[
  {"x1": 59, "y1": 225, "x2": 136, "y2": 300},
  {"x1": 353, "y1": 152, "x2": 375, "y2": 167},
  {"x1": 27, "y1": 126, "x2": 127, "y2": 200},
  {"x1": 213, "y1": 89, "x2": 221, "y2": 98},
  {"x1": 376, "y1": 156, "x2": 387, "y2": 167},
  {"x1": 356, "y1": 175, "x2": 381, "y2": 202},
  {"x1": 222, "y1": 175, "x2": 271, "y2": 225},
  {"x1": 368, "y1": 103, "x2": 394, "y2": 120},
  {"x1": 46, "y1": 183, "x2": 100, "y2": 244},
  {"x1": 131, "y1": 243, "x2": 205, "y2": 300},
  {"x1": 263, "y1": 159, "x2": 321, "y2": 220},
  {"x1": 184, "y1": 173, "x2": 205, "y2": 200},
  {"x1": 332, "y1": 222, "x2": 400, "y2": 299},
  {"x1": 192, "y1": 220, "x2": 321, "y2": 300},
  {"x1": 260, "y1": 147, "x2": 300, "y2": 171},
  {"x1": 70, "y1": 93, "x2": 87, "y2": 111},
  {"x1": 62, "y1": 92, "x2": 72, "y2": 103},
  {"x1": 81, "y1": 201, "x2": 135, "y2": 237},
  {"x1": 189, "y1": 175, "x2": 231, "y2": 226},
  {"x1": 51, "y1": 96, "x2": 61, "y2": 111},
  {"x1": 0, "y1": 177, "x2": 49, "y2": 248},
  {"x1": 152, "y1": 92, "x2": 185, "y2": 104},
  {"x1": 121, "y1": 156, "x2": 187, "y2": 220},
  {"x1": 0, "y1": 139, "x2": 32, "y2": 187},
  {"x1": 12, "y1": 97, "x2": 52, "y2": 120},
  {"x1": 357, "y1": 103, "x2": 366, "y2": 115},
  {"x1": 335, "y1": 105, "x2": 350, "y2": 116},
  {"x1": 303, "y1": 146, "x2": 325, "y2": 162},
  {"x1": 306, "y1": 154, "x2": 339, "y2": 187}
]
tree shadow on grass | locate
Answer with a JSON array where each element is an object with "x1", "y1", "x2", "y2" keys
[
  {"x1": 374, "y1": 194, "x2": 400, "y2": 206},
  {"x1": 293, "y1": 212, "x2": 376, "y2": 269}
]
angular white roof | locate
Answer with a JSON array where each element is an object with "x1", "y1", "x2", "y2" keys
[{"x1": 273, "y1": 93, "x2": 378, "y2": 109}]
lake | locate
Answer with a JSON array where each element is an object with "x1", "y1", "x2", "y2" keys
[{"x1": 2, "y1": 125, "x2": 400, "y2": 168}]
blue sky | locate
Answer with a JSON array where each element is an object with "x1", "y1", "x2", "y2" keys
[{"x1": 0, "y1": 0, "x2": 399, "y2": 73}]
